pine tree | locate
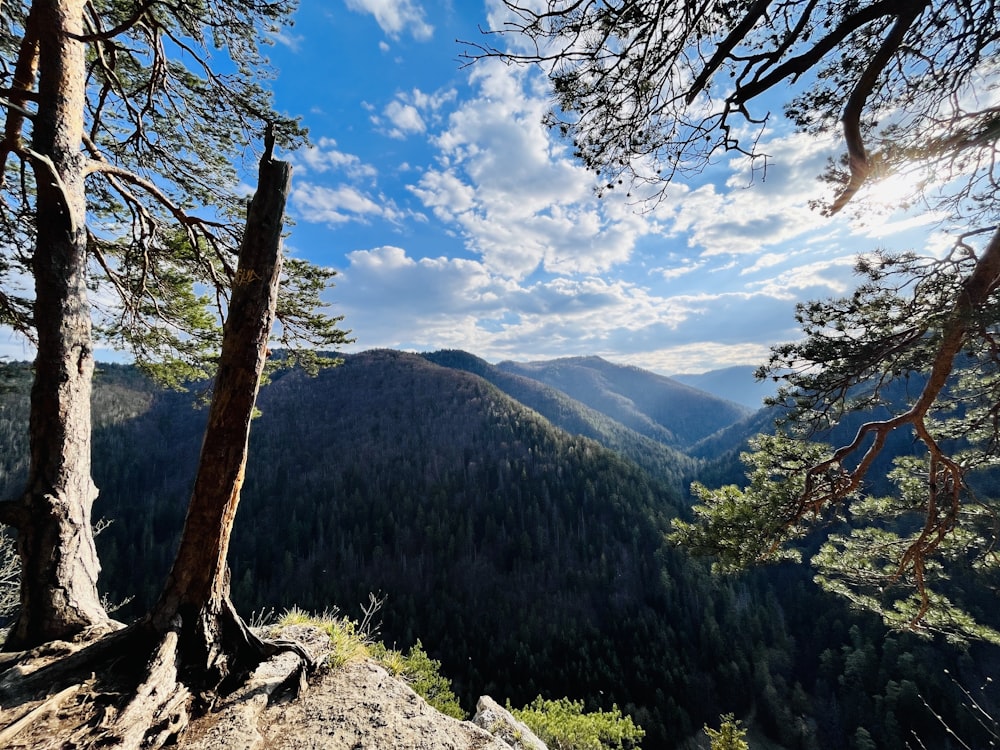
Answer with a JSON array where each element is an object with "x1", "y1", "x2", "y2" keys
[
  {"x1": 473, "y1": 0, "x2": 1000, "y2": 633},
  {"x1": 705, "y1": 714, "x2": 749, "y2": 750},
  {"x1": 0, "y1": 0, "x2": 348, "y2": 647}
]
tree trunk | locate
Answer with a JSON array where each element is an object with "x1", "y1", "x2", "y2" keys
[
  {"x1": 4, "y1": 0, "x2": 109, "y2": 648},
  {"x1": 150, "y1": 142, "x2": 291, "y2": 685},
  {"x1": 0, "y1": 147, "x2": 299, "y2": 750}
]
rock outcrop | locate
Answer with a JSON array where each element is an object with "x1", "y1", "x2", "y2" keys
[
  {"x1": 182, "y1": 625, "x2": 545, "y2": 749},
  {"x1": 0, "y1": 625, "x2": 547, "y2": 749},
  {"x1": 472, "y1": 695, "x2": 548, "y2": 750}
]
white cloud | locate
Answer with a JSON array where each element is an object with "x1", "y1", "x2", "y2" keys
[
  {"x1": 402, "y1": 65, "x2": 866, "y2": 294},
  {"x1": 330, "y1": 245, "x2": 805, "y2": 372},
  {"x1": 626, "y1": 342, "x2": 775, "y2": 376},
  {"x1": 663, "y1": 131, "x2": 842, "y2": 258},
  {"x1": 747, "y1": 256, "x2": 858, "y2": 299},
  {"x1": 344, "y1": 0, "x2": 433, "y2": 40},
  {"x1": 380, "y1": 88, "x2": 457, "y2": 139},
  {"x1": 384, "y1": 100, "x2": 425, "y2": 137},
  {"x1": 411, "y1": 88, "x2": 457, "y2": 112},
  {"x1": 293, "y1": 183, "x2": 404, "y2": 226},
  {"x1": 740, "y1": 252, "x2": 796, "y2": 276},
  {"x1": 270, "y1": 30, "x2": 305, "y2": 51},
  {"x1": 408, "y1": 61, "x2": 652, "y2": 279},
  {"x1": 852, "y1": 209, "x2": 948, "y2": 240},
  {"x1": 293, "y1": 137, "x2": 377, "y2": 180},
  {"x1": 657, "y1": 259, "x2": 706, "y2": 281}
]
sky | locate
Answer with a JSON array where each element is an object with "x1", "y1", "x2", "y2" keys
[{"x1": 0, "y1": 0, "x2": 952, "y2": 376}]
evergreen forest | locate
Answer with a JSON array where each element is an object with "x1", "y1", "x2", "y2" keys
[{"x1": 0, "y1": 351, "x2": 998, "y2": 748}]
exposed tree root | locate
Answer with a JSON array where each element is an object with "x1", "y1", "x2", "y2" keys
[
  {"x1": 0, "y1": 625, "x2": 139, "y2": 703},
  {"x1": 0, "y1": 604, "x2": 319, "y2": 750},
  {"x1": 91, "y1": 621, "x2": 189, "y2": 749},
  {"x1": 0, "y1": 142, "x2": 304, "y2": 750},
  {"x1": 0, "y1": 682, "x2": 81, "y2": 746}
]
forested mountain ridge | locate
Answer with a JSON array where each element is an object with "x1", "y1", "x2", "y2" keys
[
  {"x1": 421, "y1": 349, "x2": 700, "y2": 490},
  {"x1": 0, "y1": 351, "x2": 997, "y2": 749},
  {"x1": 496, "y1": 355, "x2": 749, "y2": 449}
]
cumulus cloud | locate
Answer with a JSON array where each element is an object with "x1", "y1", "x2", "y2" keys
[
  {"x1": 379, "y1": 88, "x2": 458, "y2": 139},
  {"x1": 408, "y1": 61, "x2": 652, "y2": 279},
  {"x1": 740, "y1": 252, "x2": 798, "y2": 276},
  {"x1": 344, "y1": 0, "x2": 433, "y2": 40},
  {"x1": 330, "y1": 244, "x2": 806, "y2": 373},
  {"x1": 293, "y1": 183, "x2": 404, "y2": 226},
  {"x1": 293, "y1": 138, "x2": 377, "y2": 180},
  {"x1": 656, "y1": 259, "x2": 706, "y2": 281},
  {"x1": 628, "y1": 342, "x2": 776, "y2": 376},
  {"x1": 746, "y1": 256, "x2": 859, "y2": 299},
  {"x1": 664, "y1": 131, "x2": 842, "y2": 257},
  {"x1": 403, "y1": 64, "x2": 882, "y2": 293},
  {"x1": 310, "y1": 62, "x2": 871, "y2": 371},
  {"x1": 384, "y1": 101, "x2": 425, "y2": 137},
  {"x1": 277, "y1": 7, "x2": 954, "y2": 374}
]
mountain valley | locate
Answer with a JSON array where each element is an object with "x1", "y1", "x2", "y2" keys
[{"x1": 0, "y1": 351, "x2": 997, "y2": 748}]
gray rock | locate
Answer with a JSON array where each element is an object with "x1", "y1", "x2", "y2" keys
[
  {"x1": 473, "y1": 695, "x2": 548, "y2": 750},
  {"x1": 260, "y1": 660, "x2": 511, "y2": 749}
]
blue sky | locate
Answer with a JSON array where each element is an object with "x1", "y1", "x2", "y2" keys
[{"x1": 0, "y1": 0, "x2": 950, "y2": 375}]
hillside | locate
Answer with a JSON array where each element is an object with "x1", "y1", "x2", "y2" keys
[
  {"x1": 497, "y1": 355, "x2": 749, "y2": 449},
  {"x1": 82, "y1": 351, "x2": 792, "y2": 746},
  {"x1": 421, "y1": 349, "x2": 699, "y2": 490}
]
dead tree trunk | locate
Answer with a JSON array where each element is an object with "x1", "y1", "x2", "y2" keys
[
  {"x1": 0, "y1": 142, "x2": 302, "y2": 750},
  {"x1": 148, "y1": 137, "x2": 292, "y2": 685},
  {"x1": 1, "y1": 0, "x2": 110, "y2": 649}
]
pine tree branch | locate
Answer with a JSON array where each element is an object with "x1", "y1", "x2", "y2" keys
[{"x1": 827, "y1": 1, "x2": 928, "y2": 214}]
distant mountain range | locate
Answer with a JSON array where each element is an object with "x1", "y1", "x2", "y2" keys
[
  {"x1": 671, "y1": 364, "x2": 779, "y2": 411},
  {"x1": 494, "y1": 355, "x2": 750, "y2": 447}
]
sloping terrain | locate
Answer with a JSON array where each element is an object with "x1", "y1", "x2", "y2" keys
[
  {"x1": 422, "y1": 349, "x2": 698, "y2": 490},
  {"x1": 672, "y1": 365, "x2": 776, "y2": 411},
  {"x1": 497, "y1": 355, "x2": 748, "y2": 448},
  {"x1": 25, "y1": 351, "x2": 793, "y2": 746}
]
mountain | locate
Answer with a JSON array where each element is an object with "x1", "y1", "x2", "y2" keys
[
  {"x1": 496, "y1": 355, "x2": 749, "y2": 449},
  {"x1": 672, "y1": 365, "x2": 778, "y2": 411},
  {"x1": 421, "y1": 350, "x2": 698, "y2": 491},
  {"x1": 0, "y1": 352, "x2": 995, "y2": 749},
  {"x1": 79, "y1": 351, "x2": 794, "y2": 746}
]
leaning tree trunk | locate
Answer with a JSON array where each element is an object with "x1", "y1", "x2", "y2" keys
[
  {"x1": 2, "y1": 0, "x2": 109, "y2": 649},
  {"x1": 0, "y1": 140, "x2": 300, "y2": 750},
  {"x1": 148, "y1": 137, "x2": 291, "y2": 686}
]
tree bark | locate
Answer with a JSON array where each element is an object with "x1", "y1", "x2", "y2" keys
[
  {"x1": 150, "y1": 142, "x2": 291, "y2": 683},
  {"x1": 4, "y1": 0, "x2": 109, "y2": 649}
]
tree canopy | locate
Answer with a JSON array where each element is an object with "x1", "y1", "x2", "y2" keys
[
  {"x1": 474, "y1": 0, "x2": 1000, "y2": 639},
  {"x1": 0, "y1": 4, "x2": 354, "y2": 744},
  {"x1": 1, "y1": 0, "x2": 347, "y2": 380},
  {"x1": 472, "y1": 0, "x2": 999, "y2": 217}
]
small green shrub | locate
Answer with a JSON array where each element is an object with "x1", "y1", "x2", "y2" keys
[
  {"x1": 704, "y1": 714, "x2": 749, "y2": 750},
  {"x1": 273, "y1": 603, "x2": 464, "y2": 719},
  {"x1": 371, "y1": 639, "x2": 466, "y2": 719},
  {"x1": 511, "y1": 696, "x2": 644, "y2": 750}
]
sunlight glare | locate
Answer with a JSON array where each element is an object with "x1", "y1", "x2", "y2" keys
[{"x1": 864, "y1": 169, "x2": 918, "y2": 211}]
